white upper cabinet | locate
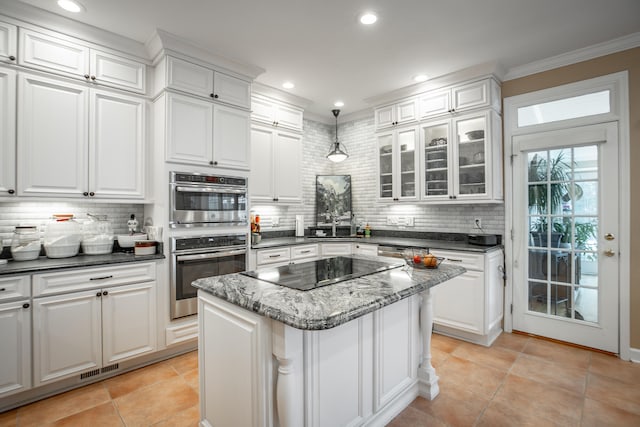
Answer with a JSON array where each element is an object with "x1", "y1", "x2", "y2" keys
[
  {"x1": 163, "y1": 56, "x2": 250, "y2": 108},
  {"x1": 419, "y1": 77, "x2": 501, "y2": 119},
  {"x1": 18, "y1": 73, "x2": 147, "y2": 199},
  {"x1": 251, "y1": 94, "x2": 303, "y2": 132},
  {"x1": 0, "y1": 67, "x2": 16, "y2": 197},
  {"x1": 164, "y1": 92, "x2": 250, "y2": 170},
  {"x1": 375, "y1": 98, "x2": 417, "y2": 130},
  {"x1": 0, "y1": 21, "x2": 17, "y2": 64},
  {"x1": 18, "y1": 28, "x2": 146, "y2": 94},
  {"x1": 376, "y1": 126, "x2": 419, "y2": 202}
]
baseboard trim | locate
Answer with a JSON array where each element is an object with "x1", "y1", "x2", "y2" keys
[{"x1": 628, "y1": 347, "x2": 640, "y2": 363}]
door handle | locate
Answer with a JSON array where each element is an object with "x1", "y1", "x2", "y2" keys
[{"x1": 603, "y1": 249, "x2": 615, "y2": 257}]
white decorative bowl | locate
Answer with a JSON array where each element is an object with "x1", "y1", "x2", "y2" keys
[
  {"x1": 45, "y1": 243, "x2": 80, "y2": 259},
  {"x1": 117, "y1": 234, "x2": 148, "y2": 248}
]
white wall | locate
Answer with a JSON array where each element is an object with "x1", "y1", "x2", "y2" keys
[{"x1": 255, "y1": 116, "x2": 505, "y2": 236}]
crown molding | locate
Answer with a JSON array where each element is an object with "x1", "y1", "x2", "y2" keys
[
  {"x1": 252, "y1": 82, "x2": 313, "y2": 109},
  {"x1": 504, "y1": 32, "x2": 640, "y2": 81},
  {"x1": 146, "y1": 29, "x2": 264, "y2": 80}
]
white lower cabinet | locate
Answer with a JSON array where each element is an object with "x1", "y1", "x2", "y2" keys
[
  {"x1": 429, "y1": 249, "x2": 503, "y2": 346},
  {"x1": 320, "y1": 242, "x2": 352, "y2": 257},
  {"x1": 353, "y1": 243, "x2": 378, "y2": 256},
  {"x1": 32, "y1": 264, "x2": 157, "y2": 386},
  {"x1": 290, "y1": 244, "x2": 319, "y2": 263}
]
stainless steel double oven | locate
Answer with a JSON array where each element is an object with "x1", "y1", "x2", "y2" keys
[{"x1": 169, "y1": 172, "x2": 248, "y2": 319}]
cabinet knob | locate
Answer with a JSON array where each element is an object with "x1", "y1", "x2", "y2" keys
[
  {"x1": 96, "y1": 292, "x2": 102, "y2": 297},
  {"x1": 23, "y1": 303, "x2": 30, "y2": 309},
  {"x1": 210, "y1": 93, "x2": 215, "y2": 98},
  {"x1": 102, "y1": 291, "x2": 108, "y2": 296},
  {"x1": 84, "y1": 74, "x2": 90, "y2": 79},
  {"x1": 91, "y1": 75, "x2": 96, "y2": 81},
  {"x1": 209, "y1": 160, "x2": 218, "y2": 166},
  {"x1": 89, "y1": 192, "x2": 95, "y2": 197},
  {"x1": 212, "y1": 94, "x2": 219, "y2": 99},
  {"x1": 0, "y1": 288, "x2": 5, "y2": 291},
  {"x1": 9, "y1": 55, "x2": 16, "y2": 61},
  {"x1": 7, "y1": 189, "x2": 15, "y2": 194},
  {"x1": 83, "y1": 191, "x2": 89, "y2": 196}
]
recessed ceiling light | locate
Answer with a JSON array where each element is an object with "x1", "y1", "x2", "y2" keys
[
  {"x1": 413, "y1": 74, "x2": 429, "y2": 83},
  {"x1": 282, "y1": 81, "x2": 295, "y2": 89},
  {"x1": 334, "y1": 101, "x2": 344, "y2": 107},
  {"x1": 57, "y1": 0, "x2": 84, "y2": 13},
  {"x1": 359, "y1": 12, "x2": 378, "y2": 25}
]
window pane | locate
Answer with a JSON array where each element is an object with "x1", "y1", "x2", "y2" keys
[
  {"x1": 528, "y1": 281, "x2": 548, "y2": 314},
  {"x1": 517, "y1": 90, "x2": 610, "y2": 127}
]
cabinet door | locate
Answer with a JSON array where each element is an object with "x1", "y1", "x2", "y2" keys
[
  {"x1": 0, "y1": 21, "x2": 17, "y2": 63},
  {"x1": 420, "y1": 119, "x2": 452, "y2": 201},
  {"x1": 273, "y1": 131, "x2": 302, "y2": 203},
  {"x1": 452, "y1": 80, "x2": 489, "y2": 112},
  {"x1": 0, "y1": 300, "x2": 31, "y2": 397},
  {"x1": 166, "y1": 56, "x2": 214, "y2": 98},
  {"x1": 249, "y1": 126, "x2": 276, "y2": 202},
  {"x1": 375, "y1": 105, "x2": 395, "y2": 129},
  {"x1": 102, "y1": 282, "x2": 156, "y2": 365},
  {"x1": 90, "y1": 89, "x2": 146, "y2": 199},
  {"x1": 377, "y1": 131, "x2": 394, "y2": 200},
  {"x1": 213, "y1": 71, "x2": 250, "y2": 108},
  {"x1": 18, "y1": 74, "x2": 88, "y2": 197},
  {"x1": 166, "y1": 92, "x2": 213, "y2": 165},
  {"x1": 19, "y1": 28, "x2": 89, "y2": 78},
  {"x1": 33, "y1": 290, "x2": 102, "y2": 386},
  {"x1": 419, "y1": 89, "x2": 451, "y2": 118},
  {"x1": 352, "y1": 243, "x2": 378, "y2": 256},
  {"x1": 275, "y1": 104, "x2": 303, "y2": 131},
  {"x1": 90, "y1": 50, "x2": 146, "y2": 93},
  {"x1": 396, "y1": 127, "x2": 419, "y2": 201},
  {"x1": 395, "y1": 99, "x2": 417, "y2": 125},
  {"x1": 0, "y1": 67, "x2": 16, "y2": 196},
  {"x1": 453, "y1": 113, "x2": 489, "y2": 200},
  {"x1": 431, "y1": 269, "x2": 485, "y2": 335},
  {"x1": 250, "y1": 96, "x2": 276, "y2": 125},
  {"x1": 213, "y1": 104, "x2": 250, "y2": 170}
]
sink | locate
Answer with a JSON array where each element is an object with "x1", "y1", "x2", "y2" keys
[{"x1": 306, "y1": 235, "x2": 352, "y2": 239}]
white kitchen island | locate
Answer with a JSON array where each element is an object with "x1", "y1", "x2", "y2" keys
[{"x1": 193, "y1": 256, "x2": 465, "y2": 427}]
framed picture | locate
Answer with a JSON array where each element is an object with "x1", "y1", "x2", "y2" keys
[{"x1": 316, "y1": 175, "x2": 352, "y2": 226}]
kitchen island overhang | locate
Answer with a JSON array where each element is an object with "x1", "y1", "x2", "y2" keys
[{"x1": 194, "y1": 256, "x2": 465, "y2": 427}]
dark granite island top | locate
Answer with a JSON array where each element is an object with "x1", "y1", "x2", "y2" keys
[{"x1": 192, "y1": 255, "x2": 465, "y2": 330}]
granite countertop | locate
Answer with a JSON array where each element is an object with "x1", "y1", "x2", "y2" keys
[
  {"x1": 0, "y1": 252, "x2": 165, "y2": 276},
  {"x1": 193, "y1": 255, "x2": 466, "y2": 330},
  {"x1": 251, "y1": 235, "x2": 501, "y2": 253}
]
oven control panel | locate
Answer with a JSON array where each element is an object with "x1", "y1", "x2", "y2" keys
[
  {"x1": 172, "y1": 172, "x2": 246, "y2": 187},
  {"x1": 172, "y1": 234, "x2": 247, "y2": 252}
]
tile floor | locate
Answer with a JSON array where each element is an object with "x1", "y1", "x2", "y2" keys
[{"x1": 1, "y1": 333, "x2": 639, "y2": 426}]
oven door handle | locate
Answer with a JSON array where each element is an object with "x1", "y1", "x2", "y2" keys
[
  {"x1": 176, "y1": 249, "x2": 247, "y2": 262},
  {"x1": 175, "y1": 185, "x2": 246, "y2": 194}
]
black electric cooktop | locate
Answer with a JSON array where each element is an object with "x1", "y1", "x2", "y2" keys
[{"x1": 241, "y1": 256, "x2": 404, "y2": 291}]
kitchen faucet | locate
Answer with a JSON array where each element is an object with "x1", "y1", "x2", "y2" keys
[{"x1": 329, "y1": 210, "x2": 340, "y2": 237}]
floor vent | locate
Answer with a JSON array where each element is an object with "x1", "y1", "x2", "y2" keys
[
  {"x1": 80, "y1": 369, "x2": 101, "y2": 380},
  {"x1": 101, "y1": 363, "x2": 119, "y2": 374}
]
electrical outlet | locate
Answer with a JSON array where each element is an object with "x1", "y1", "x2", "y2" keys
[{"x1": 474, "y1": 218, "x2": 482, "y2": 229}]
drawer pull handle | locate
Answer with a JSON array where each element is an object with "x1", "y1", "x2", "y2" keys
[
  {"x1": 300, "y1": 250, "x2": 311, "y2": 253},
  {"x1": 90, "y1": 275, "x2": 113, "y2": 281},
  {"x1": 447, "y1": 258, "x2": 463, "y2": 262},
  {"x1": 269, "y1": 255, "x2": 281, "y2": 258},
  {"x1": 0, "y1": 288, "x2": 5, "y2": 292}
]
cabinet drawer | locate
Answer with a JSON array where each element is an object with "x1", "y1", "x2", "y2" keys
[
  {"x1": 430, "y1": 250, "x2": 484, "y2": 271},
  {"x1": 321, "y1": 243, "x2": 352, "y2": 257},
  {"x1": 256, "y1": 247, "x2": 290, "y2": 266},
  {"x1": 0, "y1": 276, "x2": 30, "y2": 302},
  {"x1": 290, "y1": 244, "x2": 318, "y2": 260},
  {"x1": 33, "y1": 262, "x2": 156, "y2": 297}
]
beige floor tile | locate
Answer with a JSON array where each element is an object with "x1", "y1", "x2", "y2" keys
[
  {"x1": 103, "y1": 362, "x2": 179, "y2": 399},
  {"x1": 411, "y1": 383, "x2": 489, "y2": 427},
  {"x1": 430, "y1": 347, "x2": 452, "y2": 369},
  {"x1": 492, "y1": 374, "x2": 583, "y2": 425},
  {"x1": 436, "y1": 355, "x2": 507, "y2": 400},
  {"x1": 492, "y1": 332, "x2": 530, "y2": 353},
  {"x1": 165, "y1": 351, "x2": 199, "y2": 374},
  {"x1": 451, "y1": 341, "x2": 519, "y2": 372},
  {"x1": 115, "y1": 375, "x2": 198, "y2": 427},
  {"x1": 522, "y1": 337, "x2": 592, "y2": 370},
  {"x1": 589, "y1": 352, "x2": 640, "y2": 384},
  {"x1": 477, "y1": 400, "x2": 573, "y2": 427},
  {"x1": 0, "y1": 409, "x2": 17, "y2": 427},
  {"x1": 387, "y1": 405, "x2": 446, "y2": 427},
  {"x1": 586, "y1": 372, "x2": 640, "y2": 415},
  {"x1": 431, "y1": 333, "x2": 462, "y2": 353},
  {"x1": 510, "y1": 353, "x2": 588, "y2": 395},
  {"x1": 152, "y1": 404, "x2": 200, "y2": 427},
  {"x1": 49, "y1": 402, "x2": 123, "y2": 427},
  {"x1": 582, "y1": 397, "x2": 640, "y2": 427},
  {"x1": 16, "y1": 382, "x2": 111, "y2": 427},
  {"x1": 182, "y1": 368, "x2": 199, "y2": 391}
]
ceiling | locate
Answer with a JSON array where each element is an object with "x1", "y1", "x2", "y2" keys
[{"x1": 10, "y1": 0, "x2": 640, "y2": 120}]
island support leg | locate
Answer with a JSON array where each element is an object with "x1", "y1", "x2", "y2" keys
[
  {"x1": 272, "y1": 321, "x2": 304, "y2": 427},
  {"x1": 418, "y1": 289, "x2": 439, "y2": 400}
]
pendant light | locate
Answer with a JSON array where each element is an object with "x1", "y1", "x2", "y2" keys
[{"x1": 327, "y1": 109, "x2": 349, "y2": 162}]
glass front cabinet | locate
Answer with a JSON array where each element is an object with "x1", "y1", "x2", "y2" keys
[
  {"x1": 377, "y1": 126, "x2": 419, "y2": 201},
  {"x1": 420, "y1": 110, "x2": 503, "y2": 202}
]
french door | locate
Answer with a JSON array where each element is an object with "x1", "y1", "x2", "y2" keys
[{"x1": 512, "y1": 122, "x2": 619, "y2": 352}]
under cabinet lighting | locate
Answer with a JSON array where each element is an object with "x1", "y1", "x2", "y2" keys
[{"x1": 57, "y1": 0, "x2": 84, "y2": 13}]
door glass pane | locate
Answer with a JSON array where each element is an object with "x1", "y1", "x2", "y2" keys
[
  {"x1": 575, "y1": 287, "x2": 598, "y2": 322},
  {"x1": 526, "y1": 145, "x2": 600, "y2": 323},
  {"x1": 457, "y1": 116, "x2": 486, "y2": 195},
  {"x1": 423, "y1": 123, "x2": 449, "y2": 197},
  {"x1": 379, "y1": 134, "x2": 393, "y2": 198},
  {"x1": 398, "y1": 130, "x2": 416, "y2": 197}
]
